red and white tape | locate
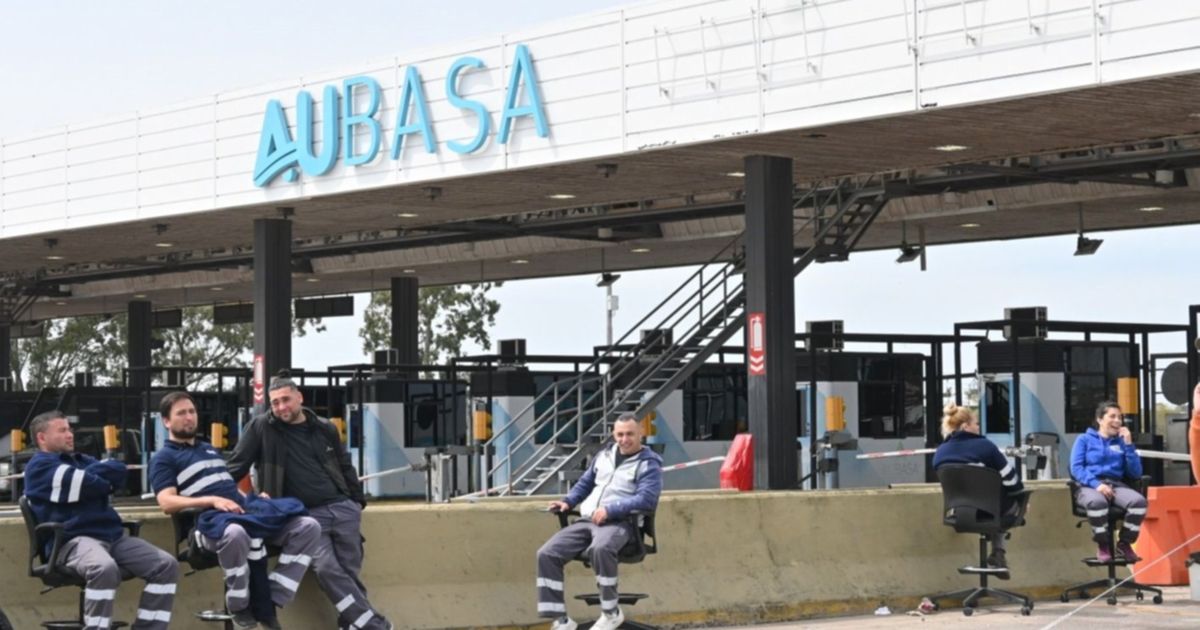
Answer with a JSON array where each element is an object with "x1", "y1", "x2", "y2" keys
[{"x1": 854, "y1": 448, "x2": 936, "y2": 460}]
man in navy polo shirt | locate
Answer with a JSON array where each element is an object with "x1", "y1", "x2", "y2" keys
[
  {"x1": 150, "y1": 391, "x2": 320, "y2": 629},
  {"x1": 23, "y1": 410, "x2": 178, "y2": 630}
]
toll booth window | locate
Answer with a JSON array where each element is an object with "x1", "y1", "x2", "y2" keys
[
  {"x1": 984, "y1": 382, "x2": 1011, "y2": 435},
  {"x1": 683, "y1": 368, "x2": 745, "y2": 441},
  {"x1": 404, "y1": 382, "x2": 467, "y2": 447},
  {"x1": 796, "y1": 389, "x2": 809, "y2": 438},
  {"x1": 858, "y1": 356, "x2": 924, "y2": 439},
  {"x1": 1065, "y1": 344, "x2": 1134, "y2": 433}
]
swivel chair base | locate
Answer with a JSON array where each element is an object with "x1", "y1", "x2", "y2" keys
[
  {"x1": 926, "y1": 539, "x2": 1033, "y2": 616},
  {"x1": 574, "y1": 593, "x2": 659, "y2": 630},
  {"x1": 1060, "y1": 557, "x2": 1163, "y2": 606}
]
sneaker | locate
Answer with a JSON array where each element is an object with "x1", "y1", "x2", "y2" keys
[
  {"x1": 231, "y1": 608, "x2": 259, "y2": 629},
  {"x1": 986, "y1": 550, "x2": 1010, "y2": 580},
  {"x1": 549, "y1": 617, "x2": 578, "y2": 630},
  {"x1": 592, "y1": 608, "x2": 624, "y2": 630},
  {"x1": 1117, "y1": 541, "x2": 1142, "y2": 563},
  {"x1": 1096, "y1": 542, "x2": 1114, "y2": 563}
]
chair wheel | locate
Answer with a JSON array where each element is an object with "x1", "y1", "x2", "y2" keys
[
  {"x1": 1060, "y1": 593, "x2": 1069, "y2": 603},
  {"x1": 962, "y1": 607, "x2": 973, "y2": 617},
  {"x1": 1153, "y1": 595, "x2": 1163, "y2": 604},
  {"x1": 1021, "y1": 606, "x2": 1032, "y2": 616},
  {"x1": 1136, "y1": 591, "x2": 1144, "y2": 601},
  {"x1": 1107, "y1": 597, "x2": 1117, "y2": 605}
]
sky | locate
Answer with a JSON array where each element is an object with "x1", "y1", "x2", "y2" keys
[{"x1": 1, "y1": 0, "x2": 1198, "y2": 386}]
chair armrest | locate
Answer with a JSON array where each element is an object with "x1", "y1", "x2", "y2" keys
[
  {"x1": 551, "y1": 508, "x2": 580, "y2": 529},
  {"x1": 122, "y1": 521, "x2": 142, "y2": 537},
  {"x1": 34, "y1": 522, "x2": 69, "y2": 570}
]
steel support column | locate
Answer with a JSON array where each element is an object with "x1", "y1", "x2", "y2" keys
[
  {"x1": 0, "y1": 325, "x2": 10, "y2": 391},
  {"x1": 743, "y1": 155, "x2": 798, "y2": 490},
  {"x1": 254, "y1": 218, "x2": 292, "y2": 394},
  {"x1": 128, "y1": 300, "x2": 152, "y2": 389},
  {"x1": 391, "y1": 276, "x2": 419, "y2": 372}
]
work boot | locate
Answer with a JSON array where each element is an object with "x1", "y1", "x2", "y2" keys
[
  {"x1": 1117, "y1": 540, "x2": 1142, "y2": 563},
  {"x1": 231, "y1": 608, "x2": 259, "y2": 629},
  {"x1": 591, "y1": 608, "x2": 624, "y2": 630},
  {"x1": 986, "y1": 549, "x2": 1010, "y2": 580},
  {"x1": 1096, "y1": 541, "x2": 1114, "y2": 563}
]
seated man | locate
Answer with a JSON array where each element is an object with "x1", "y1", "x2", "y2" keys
[
  {"x1": 23, "y1": 410, "x2": 178, "y2": 630},
  {"x1": 150, "y1": 391, "x2": 320, "y2": 630},
  {"x1": 536, "y1": 412, "x2": 663, "y2": 630}
]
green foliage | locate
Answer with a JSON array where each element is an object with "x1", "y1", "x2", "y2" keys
[{"x1": 359, "y1": 283, "x2": 501, "y2": 365}]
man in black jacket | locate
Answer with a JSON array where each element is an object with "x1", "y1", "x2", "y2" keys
[{"x1": 228, "y1": 377, "x2": 391, "y2": 630}]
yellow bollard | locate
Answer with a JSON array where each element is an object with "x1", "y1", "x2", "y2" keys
[
  {"x1": 472, "y1": 409, "x2": 492, "y2": 441},
  {"x1": 1116, "y1": 377, "x2": 1139, "y2": 416},
  {"x1": 331, "y1": 417, "x2": 348, "y2": 444},
  {"x1": 103, "y1": 425, "x2": 121, "y2": 451},
  {"x1": 825, "y1": 396, "x2": 846, "y2": 432}
]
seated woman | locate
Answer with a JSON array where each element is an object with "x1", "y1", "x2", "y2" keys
[
  {"x1": 932, "y1": 403, "x2": 1024, "y2": 573},
  {"x1": 1070, "y1": 400, "x2": 1146, "y2": 563}
]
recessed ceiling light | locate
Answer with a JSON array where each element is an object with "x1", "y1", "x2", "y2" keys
[
  {"x1": 725, "y1": 171, "x2": 745, "y2": 178},
  {"x1": 54, "y1": 301, "x2": 67, "y2": 306},
  {"x1": 395, "y1": 212, "x2": 420, "y2": 218},
  {"x1": 1138, "y1": 206, "x2": 1165, "y2": 212},
  {"x1": 402, "y1": 269, "x2": 416, "y2": 274},
  {"x1": 959, "y1": 222, "x2": 981, "y2": 228},
  {"x1": 1189, "y1": 113, "x2": 1200, "y2": 119},
  {"x1": 209, "y1": 286, "x2": 225, "y2": 292},
  {"x1": 546, "y1": 194, "x2": 576, "y2": 200},
  {"x1": 154, "y1": 242, "x2": 174, "y2": 248},
  {"x1": 511, "y1": 259, "x2": 530, "y2": 264},
  {"x1": 133, "y1": 294, "x2": 147, "y2": 299},
  {"x1": 933, "y1": 144, "x2": 970, "y2": 152},
  {"x1": 631, "y1": 247, "x2": 652, "y2": 253},
  {"x1": 44, "y1": 255, "x2": 65, "y2": 261},
  {"x1": 305, "y1": 277, "x2": 320, "y2": 283}
]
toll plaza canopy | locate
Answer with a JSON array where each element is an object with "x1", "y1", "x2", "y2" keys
[{"x1": 3, "y1": 0, "x2": 1200, "y2": 324}]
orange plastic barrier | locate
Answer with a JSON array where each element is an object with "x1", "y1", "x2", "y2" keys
[
  {"x1": 1131, "y1": 485, "x2": 1200, "y2": 585},
  {"x1": 719, "y1": 433, "x2": 753, "y2": 491},
  {"x1": 1189, "y1": 409, "x2": 1200, "y2": 485}
]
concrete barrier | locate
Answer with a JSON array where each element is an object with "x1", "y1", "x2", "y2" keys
[{"x1": 0, "y1": 481, "x2": 1103, "y2": 629}]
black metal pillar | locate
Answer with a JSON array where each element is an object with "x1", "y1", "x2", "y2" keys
[
  {"x1": 128, "y1": 300, "x2": 153, "y2": 390},
  {"x1": 391, "y1": 276, "x2": 419, "y2": 369},
  {"x1": 0, "y1": 324, "x2": 11, "y2": 392},
  {"x1": 254, "y1": 218, "x2": 292, "y2": 399},
  {"x1": 743, "y1": 154, "x2": 797, "y2": 490}
]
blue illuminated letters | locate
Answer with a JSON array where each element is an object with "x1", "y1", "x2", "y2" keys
[{"x1": 253, "y1": 43, "x2": 550, "y2": 187}]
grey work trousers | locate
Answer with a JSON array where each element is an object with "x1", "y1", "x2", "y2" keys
[
  {"x1": 199, "y1": 516, "x2": 321, "y2": 614},
  {"x1": 307, "y1": 498, "x2": 390, "y2": 630},
  {"x1": 536, "y1": 519, "x2": 635, "y2": 618},
  {"x1": 1075, "y1": 480, "x2": 1148, "y2": 543},
  {"x1": 60, "y1": 534, "x2": 178, "y2": 630}
]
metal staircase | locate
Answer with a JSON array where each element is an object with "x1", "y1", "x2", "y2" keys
[{"x1": 480, "y1": 179, "x2": 890, "y2": 496}]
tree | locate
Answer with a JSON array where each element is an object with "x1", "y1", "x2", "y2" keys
[
  {"x1": 11, "y1": 306, "x2": 255, "y2": 392},
  {"x1": 359, "y1": 284, "x2": 501, "y2": 365}
]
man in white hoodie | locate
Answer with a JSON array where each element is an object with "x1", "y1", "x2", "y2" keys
[{"x1": 536, "y1": 412, "x2": 664, "y2": 630}]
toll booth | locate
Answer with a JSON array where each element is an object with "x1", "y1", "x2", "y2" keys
[{"x1": 345, "y1": 374, "x2": 468, "y2": 498}]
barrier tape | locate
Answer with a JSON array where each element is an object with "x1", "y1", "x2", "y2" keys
[
  {"x1": 1040, "y1": 529, "x2": 1200, "y2": 629},
  {"x1": 1135, "y1": 449, "x2": 1193, "y2": 463},
  {"x1": 662, "y1": 455, "x2": 725, "y2": 472},
  {"x1": 855, "y1": 448, "x2": 936, "y2": 460}
]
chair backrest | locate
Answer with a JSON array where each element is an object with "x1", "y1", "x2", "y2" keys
[
  {"x1": 936, "y1": 464, "x2": 1007, "y2": 535},
  {"x1": 618, "y1": 513, "x2": 657, "y2": 564},
  {"x1": 18, "y1": 496, "x2": 44, "y2": 577}
]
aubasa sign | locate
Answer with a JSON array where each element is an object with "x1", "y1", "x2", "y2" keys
[{"x1": 253, "y1": 44, "x2": 549, "y2": 187}]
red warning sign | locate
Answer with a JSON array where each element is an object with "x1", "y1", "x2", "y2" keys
[
  {"x1": 253, "y1": 354, "x2": 266, "y2": 405},
  {"x1": 748, "y1": 312, "x2": 766, "y2": 376}
]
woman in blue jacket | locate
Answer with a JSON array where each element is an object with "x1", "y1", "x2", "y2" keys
[
  {"x1": 1070, "y1": 400, "x2": 1146, "y2": 563},
  {"x1": 933, "y1": 403, "x2": 1023, "y2": 573}
]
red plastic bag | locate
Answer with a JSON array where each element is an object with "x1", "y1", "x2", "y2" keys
[{"x1": 719, "y1": 433, "x2": 753, "y2": 491}]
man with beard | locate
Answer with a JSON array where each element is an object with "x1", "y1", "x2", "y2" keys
[
  {"x1": 227, "y1": 376, "x2": 391, "y2": 630},
  {"x1": 151, "y1": 391, "x2": 321, "y2": 629}
]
